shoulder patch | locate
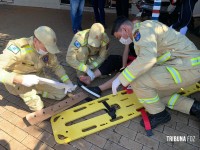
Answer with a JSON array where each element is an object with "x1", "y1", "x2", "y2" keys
[
  {"x1": 74, "y1": 40, "x2": 81, "y2": 48},
  {"x1": 133, "y1": 29, "x2": 141, "y2": 42},
  {"x1": 7, "y1": 44, "x2": 20, "y2": 54}
]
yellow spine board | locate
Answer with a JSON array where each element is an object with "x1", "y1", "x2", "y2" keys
[
  {"x1": 178, "y1": 83, "x2": 200, "y2": 96},
  {"x1": 51, "y1": 91, "x2": 143, "y2": 144}
]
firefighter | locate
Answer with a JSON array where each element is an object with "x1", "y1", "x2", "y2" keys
[
  {"x1": 0, "y1": 26, "x2": 76, "y2": 111},
  {"x1": 111, "y1": 16, "x2": 200, "y2": 128},
  {"x1": 66, "y1": 23, "x2": 122, "y2": 95}
]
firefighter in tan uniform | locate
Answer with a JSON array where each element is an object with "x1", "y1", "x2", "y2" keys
[
  {"x1": 66, "y1": 23, "x2": 123, "y2": 96},
  {"x1": 0, "y1": 26, "x2": 76, "y2": 111},
  {"x1": 111, "y1": 17, "x2": 200, "y2": 128}
]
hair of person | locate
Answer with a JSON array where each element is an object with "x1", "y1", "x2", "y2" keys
[{"x1": 111, "y1": 16, "x2": 132, "y2": 35}]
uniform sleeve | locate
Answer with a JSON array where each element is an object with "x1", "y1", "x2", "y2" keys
[
  {"x1": 66, "y1": 35, "x2": 89, "y2": 72},
  {"x1": 90, "y1": 33, "x2": 109, "y2": 69},
  {"x1": 0, "y1": 43, "x2": 20, "y2": 86},
  {"x1": 118, "y1": 28, "x2": 157, "y2": 87},
  {"x1": 48, "y1": 54, "x2": 71, "y2": 84}
]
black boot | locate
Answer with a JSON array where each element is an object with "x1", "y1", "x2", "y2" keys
[
  {"x1": 190, "y1": 101, "x2": 200, "y2": 120},
  {"x1": 86, "y1": 86, "x2": 102, "y2": 98},
  {"x1": 140, "y1": 109, "x2": 171, "y2": 129}
]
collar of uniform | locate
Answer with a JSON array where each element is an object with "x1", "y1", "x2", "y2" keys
[
  {"x1": 27, "y1": 36, "x2": 33, "y2": 47},
  {"x1": 28, "y1": 36, "x2": 39, "y2": 53},
  {"x1": 76, "y1": 29, "x2": 90, "y2": 47},
  {"x1": 27, "y1": 36, "x2": 42, "y2": 57},
  {"x1": 27, "y1": 36, "x2": 35, "y2": 49}
]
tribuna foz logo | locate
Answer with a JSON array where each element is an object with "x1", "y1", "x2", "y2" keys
[{"x1": 166, "y1": 136, "x2": 195, "y2": 142}]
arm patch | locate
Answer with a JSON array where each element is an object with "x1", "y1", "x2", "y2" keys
[
  {"x1": 7, "y1": 44, "x2": 20, "y2": 54},
  {"x1": 74, "y1": 40, "x2": 81, "y2": 48},
  {"x1": 133, "y1": 29, "x2": 141, "y2": 42}
]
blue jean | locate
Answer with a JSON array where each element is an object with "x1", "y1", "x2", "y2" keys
[
  {"x1": 92, "y1": 0, "x2": 106, "y2": 26},
  {"x1": 70, "y1": 0, "x2": 85, "y2": 33}
]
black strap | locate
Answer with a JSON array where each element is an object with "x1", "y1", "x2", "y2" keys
[{"x1": 102, "y1": 101, "x2": 116, "y2": 119}]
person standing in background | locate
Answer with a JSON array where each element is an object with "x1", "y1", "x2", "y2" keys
[
  {"x1": 170, "y1": 0, "x2": 199, "y2": 35},
  {"x1": 92, "y1": 0, "x2": 106, "y2": 27},
  {"x1": 70, "y1": 0, "x2": 85, "y2": 34},
  {"x1": 116, "y1": 0, "x2": 129, "y2": 18}
]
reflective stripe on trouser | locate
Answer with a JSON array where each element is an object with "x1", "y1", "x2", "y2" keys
[
  {"x1": 139, "y1": 95, "x2": 159, "y2": 104},
  {"x1": 167, "y1": 93, "x2": 180, "y2": 109},
  {"x1": 161, "y1": 93, "x2": 194, "y2": 114},
  {"x1": 166, "y1": 66, "x2": 182, "y2": 84},
  {"x1": 157, "y1": 52, "x2": 171, "y2": 64},
  {"x1": 130, "y1": 78, "x2": 165, "y2": 114},
  {"x1": 19, "y1": 89, "x2": 44, "y2": 111}
]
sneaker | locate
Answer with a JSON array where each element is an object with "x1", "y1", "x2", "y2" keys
[
  {"x1": 86, "y1": 86, "x2": 102, "y2": 98},
  {"x1": 140, "y1": 109, "x2": 171, "y2": 129},
  {"x1": 190, "y1": 100, "x2": 200, "y2": 120},
  {"x1": 77, "y1": 78, "x2": 101, "y2": 98}
]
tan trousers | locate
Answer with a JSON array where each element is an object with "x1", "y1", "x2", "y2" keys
[
  {"x1": 5, "y1": 76, "x2": 66, "y2": 111},
  {"x1": 130, "y1": 65, "x2": 200, "y2": 114}
]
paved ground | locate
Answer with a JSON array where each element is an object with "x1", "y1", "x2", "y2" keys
[{"x1": 0, "y1": 4, "x2": 200, "y2": 150}]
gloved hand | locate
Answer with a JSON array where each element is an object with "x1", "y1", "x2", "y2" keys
[
  {"x1": 112, "y1": 77, "x2": 121, "y2": 95},
  {"x1": 86, "y1": 68, "x2": 95, "y2": 81},
  {"x1": 64, "y1": 82, "x2": 77, "y2": 94},
  {"x1": 22, "y1": 75, "x2": 40, "y2": 87},
  {"x1": 179, "y1": 26, "x2": 188, "y2": 35}
]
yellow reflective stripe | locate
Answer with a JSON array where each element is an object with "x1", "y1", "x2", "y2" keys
[
  {"x1": 139, "y1": 95, "x2": 159, "y2": 104},
  {"x1": 166, "y1": 67, "x2": 182, "y2": 84},
  {"x1": 61, "y1": 75, "x2": 69, "y2": 82},
  {"x1": 21, "y1": 45, "x2": 34, "y2": 54},
  {"x1": 191, "y1": 57, "x2": 200, "y2": 66},
  {"x1": 157, "y1": 52, "x2": 171, "y2": 64},
  {"x1": 42, "y1": 92, "x2": 48, "y2": 98},
  {"x1": 122, "y1": 68, "x2": 135, "y2": 82},
  {"x1": 92, "y1": 62, "x2": 98, "y2": 68},
  {"x1": 168, "y1": 94, "x2": 180, "y2": 109},
  {"x1": 78, "y1": 63, "x2": 87, "y2": 72}
]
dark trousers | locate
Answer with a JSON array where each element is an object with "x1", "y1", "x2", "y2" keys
[
  {"x1": 92, "y1": 0, "x2": 106, "y2": 26},
  {"x1": 99, "y1": 55, "x2": 122, "y2": 75},
  {"x1": 172, "y1": 0, "x2": 198, "y2": 30},
  {"x1": 116, "y1": 0, "x2": 129, "y2": 18}
]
